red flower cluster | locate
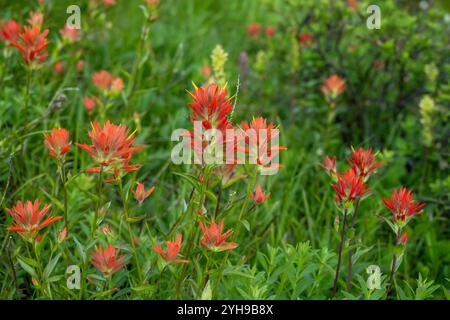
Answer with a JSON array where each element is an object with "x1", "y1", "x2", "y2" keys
[
  {"x1": 383, "y1": 187, "x2": 425, "y2": 225},
  {"x1": 321, "y1": 75, "x2": 346, "y2": 100},
  {"x1": 320, "y1": 155, "x2": 337, "y2": 178},
  {"x1": 7, "y1": 24, "x2": 49, "y2": 66},
  {"x1": 347, "y1": 147, "x2": 382, "y2": 179},
  {"x1": 132, "y1": 182, "x2": 155, "y2": 204},
  {"x1": 44, "y1": 128, "x2": 71, "y2": 158},
  {"x1": 199, "y1": 220, "x2": 238, "y2": 252},
  {"x1": 188, "y1": 83, "x2": 234, "y2": 132},
  {"x1": 252, "y1": 184, "x2": 270, "y2": 203},
  {"x1": 247, "y1": 23, "x2": 276, "y2": 39},
  {"x1": 59, "y1": 24, "x2": 80, "y2": 42},
  {"x1": 153, "y1": 234, "x2": 189, "y2": 264},
  {"x1": 265, "y1": 26, "x2": 276, "y2": 37},
  {"x1": 240, "y1": 117, "x2": 286, "y2": 173},
  {"x1": 5, "y1": 200, "x2": 62, "y2": 240},
  {"x1": 76, "y1": 121, "x2": 144, "y2": 176},
  {"x1": 247, "y1": 23, "x2": 261, "y2": 38},
  {"x1": 83, "y1": 96, "x2": 97, "y2": 114},
  {"x1": 90, "y1": 244, "x2": 128, "y2": 277},
  {"x1": 321, "y1": 147, "x2": 381, "y2": 205},
  {"x1": 332, "y1": 167, "x2": 369, "y2": 205},
  {"x1": 0, "y1": 19, "x2": 21, "y2": 43},
  {"x1": 92, "y1": 70, "x2": 124, "y2": 95},
  {"x1": 298, "y1": 33, "x2": 314, "y2": 46}
]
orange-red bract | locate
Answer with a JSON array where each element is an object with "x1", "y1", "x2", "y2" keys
[
  {"x1": 76, "y1": 120, "x2": 144, "y2": 173},
  {"x1": 44, "y1": 128, "x2": 71, "y2": 158},
  {"x1": 132, "y1": 182, "x2": 155, "y2": 204},
  {"x1": 265, "y1": 26, "x2": 276, "y2": 37},
  {"x1": 240, "y1": 117, "x2": 286, "y2": 171},
  {"x1": 92, "y1": 70, "x2": 124, "y2": 95},
  {"x1": 90, "y1": 244, "x2": 128, "y2": 277},
  {"x1": 83, "y1": 96, "x2": 97, "y2": 114},
  {"x1": 27, "y1": 11, "x2": 43, "y2": 28},
  {"x1": 332, "y1": 167, "x2": 369, "y2": 205},
  {"x1": 59, "y1": 24, "x2": 80, "y2": 42},
  {"x1": 347, "y1": 147, "x2": 382, "y2": 179},
  {"x1": 153, "y1": 234, "x2": 189, "y2": 264},
  {"x1": 247, "y1": 22, "x2": 261, "y2": 38},
  {"x1": 321, "y1": 75, "x2": 346, "y2": 100},
  {"x1": 199, "y1": 220, "x2": 238, "y2": 252},
  {"x1": 188, "y1": 83, "x2": 234, "y2": 132},
  {"x1": 382, "y1": 187, "x2": 425, "y2": 224},
  {"x1": 5, "y1": 200, "x2": 62, "y2": 240},
  {"x1": 252, "y1": 184, "x2": 270, "y2": 203},
  {"x1": 320, "y1": 155, "x2": 337, "y2": 177},
  {"x1": 298, "y1": 33, "x2": 314, "y2": 46},
  {"x1": 9, "y1": 25, "x2": 49, "y2": 65},
  {"x1": 1, "y1": 19, "x2": 21, "y2": 43}
]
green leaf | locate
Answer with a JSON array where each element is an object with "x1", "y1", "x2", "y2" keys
[
  {"x1": 44, "y1": 253, "x2": 62, "y2": 278},
  {"x1": 127, "y1": 214, "x2": 147, "y2": 223},
  {"x1": 73, "y1": 236, "x2": 86, "y2": 264},
  {"x1": 172, "y1": 172, "x2": 200, "y2": 191},
  {"x1": 242, "y1": 219, "x2": 250, "y2": 232},
  {"x1": 17, "y1": 255, "x2": 38, "y2": 267},
  {"x1": 377, "y1": 215, "x2": 398, "y2": 234},
  {"x1": 17, "y1": 257, "x2": 37, "y2": 277},
  {"x1": 200, "y1": 280, "x2": 212, "y2": 300},
  {"x1": 48, "y1": 275, "x2": 64, "y2": 283}
]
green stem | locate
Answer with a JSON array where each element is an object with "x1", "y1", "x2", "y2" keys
[
  {"x1": 331, "y1": 208, "x2": 347, "y2": 298},
  {"x1": 175, "y1": 165, "x2": 211, "y2": 299},
  {"x1": 387, "y1": 230, "x2": 401, "y2": 298},
  {"x1": 60, "y1": 160, "x2": 69, "y2": 235},
  {"x1": 197, "y1": 252, "x2": 211, "y2": 298},
  {"x1": 119, "y1": 178, "x2": 144, "y2": 284},
  {"x1": 346, "y1": 200, "x2": 360, "y2": 291},
  {"x1": 108, "y1": 276, "x2": 114, "y2": 299},
  {"x1": 213, "y1": 170, "x2": 258, "y2": 292},
  {"x1": 92, "y1": 167, "x2": 104, "y2": 237}
]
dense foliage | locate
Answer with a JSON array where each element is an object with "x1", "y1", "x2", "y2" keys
[{"x1": 0, "y1": 0, "x2": 448, "y2": 300}]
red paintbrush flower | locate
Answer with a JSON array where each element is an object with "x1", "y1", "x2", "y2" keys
[
  {"x1": 252, "y1": 184, "x2": 270, "y2": 203},
  {"x1": 199, "y1": 220, "x2": 238, "y2": 252},
  {"x1": 332, "y1": 167, "x2": 369, "y2": 205},
  {"x1": 76, "y1": 120, "x2": 144, "y2": 173},
  {"x1": 321, "y1": 75, "x2": 346, "y2": 100},
  {"x1": 92, "y1": 70, "x2": 124, "y2": 95},
  {"x1": 90, "y1": 244, "x2": 128, "y2": 277},
  {"x1": 247, "y1": 22, "x2": 261, "y2": 38},
  {"x1": 320, "y1": 155, "x2": 337, "y2": 177},
  {"x1": 59, "y1": 24, "x2": 80, "y2": 42},
  {"x1": 265, "y1": 26, "x2": 276, "y2": 37},
  {"x1": 188, "y1": 83, "x2": 234, "y2": 131},
  {"x1": 347, "y1": 0, "x2": 358, "y2": 9},
  {"x1": 201, "y1": 65, "x2": 212, "y2": 78},
  {"x1": 28, "y1": 11, "x2": 44, "y2": 28},
  {"x1": 347, "y1": 147, "x2": 382, "y2": 179},
  {"x1": 1, "y1": 19, "x2": 21, "y2": 43},
  {"x1": 397, "y1": 231, "x2": 411, "y2": 245},
  {"x1": 76, "y1": 60, "x2": 84, "y2": 72},
  {"x1": 5, "y1": 200, "x2": 62, "y2": 240},
  {"x1": 132, "y1": 182, "x2": 155, "y2": 204},
  {"x1": 298, "y1": 33, "x2": 314, "y2": 46},
  {"x1": 53, "y1": 61, "x2": 64, "y2": 74},
  {"x1": 239, "y1": 117, "x2": 286, "y2": 173},
  {"x1": 44, "y1": 128, "x2": 71, "y2": 158},
  {"x1": 153, "y1": 234, "x2": 189, "y2": 264},
  {"x1": 83, "y1": 96, "x2": 97, "y2": 114},
  {"x1": 10, "y1": 25, "x2": 49, "y2": 66},
  {"x1": 102, "y1": 0, "x2": 117, "y2": 6},
  {"x1": 383, "y1": 187, "x2": 425, "y2": 225}
]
